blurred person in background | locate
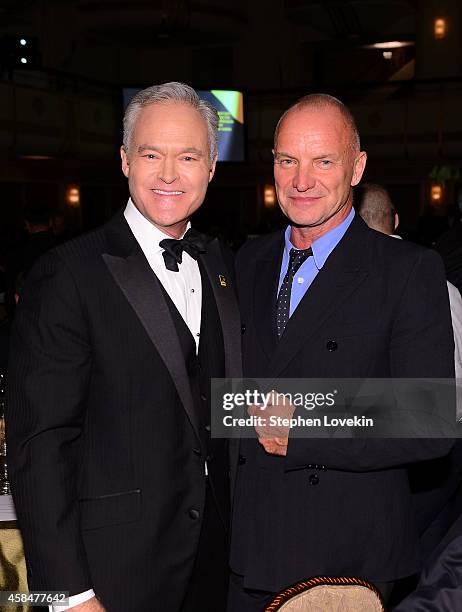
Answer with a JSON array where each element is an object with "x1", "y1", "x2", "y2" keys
[{"x1": 4, "y1": 204, "x2": 57, "y2": 315}]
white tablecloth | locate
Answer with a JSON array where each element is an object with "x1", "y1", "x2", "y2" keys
[{"x1": 0, "y1": 495, "x2": 17, "y2": 521}]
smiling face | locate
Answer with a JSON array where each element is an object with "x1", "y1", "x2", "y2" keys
[
  {"x1": 120, "y1": 101, "x2": 216, "y2": 237},
  {"x1": 273, "y1": 105, "x2": 366, "y2": 241}
]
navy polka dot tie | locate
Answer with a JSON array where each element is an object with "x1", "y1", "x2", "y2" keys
[{"x1": 276, "y1": 247, "x2": 313, "y2": 338}]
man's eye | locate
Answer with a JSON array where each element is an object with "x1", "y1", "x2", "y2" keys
[
  {"x1": 278, "y1": 159, "x2": 296, "y2": 166},
  {"x1": 143, "y1": 154, "x2": 158, "y2": 160},
  {"x1": 182, "y1": 156, "x2": 196, "y2": 162},
  {"x1": 318, "y1": 160, "x2": 333, "y2": 168}
]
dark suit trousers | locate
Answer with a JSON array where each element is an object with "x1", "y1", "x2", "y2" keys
[{"x1": 181, "y1": 479, "x2": 228, "y2": 612}]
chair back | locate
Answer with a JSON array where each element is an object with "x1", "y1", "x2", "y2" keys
[{"x1": 264, "y1": 576, "x2": 385, "y2": 611}]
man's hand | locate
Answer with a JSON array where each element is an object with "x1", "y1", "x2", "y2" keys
[
  {"x1": 71, "y1": 597, "x2": 106, "y2": 612},
  {"x1": 248, "y1": 391, "x2": 295, "y2": 456}
]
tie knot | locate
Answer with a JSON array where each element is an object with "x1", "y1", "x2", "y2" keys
[{"x1": 289, "y1": 247, "x2": 313, "y2": 273}]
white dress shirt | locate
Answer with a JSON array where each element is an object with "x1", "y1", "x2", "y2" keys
[
  {"x1": 51, "y1": 199, "x2": 203, "y2": 610},
  {"x1": 125, "y1": 198, "x2": 202, "y2": 349}
]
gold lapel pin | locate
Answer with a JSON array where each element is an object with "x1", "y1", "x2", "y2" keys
[{"x1": 218, "y1": 274, "x2": 227, "y2": 287}]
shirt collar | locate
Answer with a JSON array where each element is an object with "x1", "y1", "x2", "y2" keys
[
  {"x1": 124, "y1": 198, "x2": 191, "y2": 255},
  {"x1": 284, "y1": 207, "x2": 355, "y2": 270}
]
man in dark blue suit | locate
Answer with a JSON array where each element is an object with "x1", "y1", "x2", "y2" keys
[{"x1": 228, "y1": 94, "x2": 455, "y2": 611}]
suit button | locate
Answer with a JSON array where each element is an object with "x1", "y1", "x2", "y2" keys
[
  {"x1": 238, "y1": 454, "x2": 246, "y2": 465},
  {"x1": 200, "y1": 393, "x2": 207, "y2": 401},
  {"x1": 189, "y1": 508, "x2": 200, "y2": 520},
  {"x1": 241, "y1": 324, "x2": 246, "y2": 334},
  {"x1": 326, "y1": 340, "x2": 338, "y2": 352},
  {"x1": 309, "y1": 474, "x2": 319, "y2": 486}
]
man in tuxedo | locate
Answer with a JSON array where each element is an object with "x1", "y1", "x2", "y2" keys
[
  {"x1": 228, "y1": 94, "x2": 455, "y2": 610},
  {"x1": 7, "y1": 82, "x2": 241, "y2": 612}
]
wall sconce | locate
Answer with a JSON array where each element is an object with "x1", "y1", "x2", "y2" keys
[
  {"x1": 431, "y1": 183, "x2": 443, "y2": 203},
  {"x1": 66, "y1": 185, "x2": 80, "y2": 207},
  {"x1": 434, "y1": 18, "x2": 447, "y2": 40},
  {"x1": 264, "y1": 184, "x2": 276, "y2": 208},
  {"x1": 383, "y1": 51, "x2": 393, "y2": 60}
]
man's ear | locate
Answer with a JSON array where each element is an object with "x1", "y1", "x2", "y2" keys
[
  {"x1": 208, "y1": 154, "x2": 218, "y2": 183},
  {"x1": 120, "y1": 146, "x2": 130, "y2": 178},
  {"x1": 351, "y1": 151, "x2": 367, "y2": 187}
]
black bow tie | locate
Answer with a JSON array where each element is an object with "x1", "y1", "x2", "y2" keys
[{"x1": 159, "y1": 228, "x2": 208, "y2": 272}]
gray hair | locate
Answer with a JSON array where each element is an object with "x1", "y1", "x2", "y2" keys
[
  {"x1": 274, "y1": 93, "x2": 361, "y2": 154},
  {"x1": 123, "y1": 82, "x2": 219, "y2": 162}
]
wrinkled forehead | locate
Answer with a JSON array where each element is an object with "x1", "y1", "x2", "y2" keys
[{"x1": 276, "y1": 106, "x2": 353, "y2": 153}]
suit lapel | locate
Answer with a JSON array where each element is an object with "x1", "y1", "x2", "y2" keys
[
  {"x1": 200, "y1": 239, "x2": 242, "y2": 378},
  {"x1": 266, "y1": 216, "x2": 370, "y2": 379},
  {"x1": 253, "y1": 232, "x2": 285, "y2": 360},
  {"x1": 102, "y1": 214, "x2": 201, "y2": 445}
]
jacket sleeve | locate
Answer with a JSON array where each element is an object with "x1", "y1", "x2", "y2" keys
[{"x1": 6, "y1": 251, "x2": 93, "y2": 595}]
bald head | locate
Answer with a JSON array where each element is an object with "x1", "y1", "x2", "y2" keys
[
  {"x1": 274, "y1": 93, "x2": 360, "y2": 155},
  {"x1": 356, "y1": 183, "x2": 396, "y2": 235}
]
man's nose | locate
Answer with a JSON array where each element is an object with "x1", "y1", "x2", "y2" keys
[
  {"x1": 293, "y1": 163, "x2": 316, "y2": 191},
  {"x1": 159, "y1": 157, "x2": 178, "y2": 184}
]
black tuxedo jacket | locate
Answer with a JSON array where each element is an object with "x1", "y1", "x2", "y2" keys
[
  {"x1": 6, "y1": 211, "x2": 241, "y2": 611},
  {"x1": 230, "y1": 214, "x2": 455, "y2": 591}
]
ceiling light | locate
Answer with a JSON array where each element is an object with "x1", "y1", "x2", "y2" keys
[{"x1": 364, "y1": 41, "x2": 413, "y2": 50}]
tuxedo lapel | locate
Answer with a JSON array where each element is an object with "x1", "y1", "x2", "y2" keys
[
  {"x1": 266, "y1": 216, "x2": 369, "y2": 379},
  {"x1": 200, "y1": 239, "x2": 243, "y2": 501},
  {"x1": 102, "y1": 214, "x2": 201, "y2": 445},
  {"x1": 200, "y1": 239, "x2": 242, "y2": 378}
]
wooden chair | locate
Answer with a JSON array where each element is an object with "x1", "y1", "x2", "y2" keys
[{"x1": 264, "y1": 576, "x2": 385, "y2": 611}]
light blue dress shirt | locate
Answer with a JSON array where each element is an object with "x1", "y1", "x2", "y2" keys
[{"x1": 277, "y1": 208, "x2": 355, "y2": 317}]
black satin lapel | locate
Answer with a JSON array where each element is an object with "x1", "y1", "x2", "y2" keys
[
  {"x1": 102, "y1": 248, "x2": 201, "y2": 444},
  {"x1": 200, "y1": 240, "x2": 242, "y2": 378},
  {"x1": 254, "y1": 244, "x2": 285, "y2": 360}
]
